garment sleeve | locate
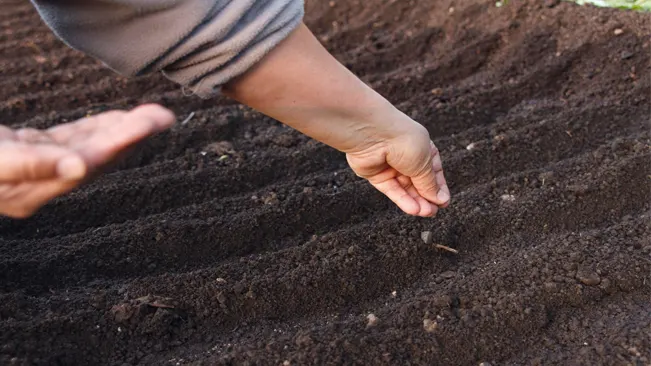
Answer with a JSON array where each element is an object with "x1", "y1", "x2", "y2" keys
[{"x1": 30, "y1": 0, "x2": 305, "y2": 98}]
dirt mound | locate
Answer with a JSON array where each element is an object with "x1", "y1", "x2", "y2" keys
[{"x1": 1, "y1": 0, "x2": 649, "y2": 365}]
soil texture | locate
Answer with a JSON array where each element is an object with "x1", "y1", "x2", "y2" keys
[{"x1": 1, "y1": 0, "x2": 650, "y2": 365}]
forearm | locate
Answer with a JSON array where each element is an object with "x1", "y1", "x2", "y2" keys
[{"x1": 222, "y1": 23, "x2": 422, "y2": 154}]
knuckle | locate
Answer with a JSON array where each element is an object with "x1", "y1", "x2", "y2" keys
[{"x1": 21, "y1": 158, "x2": 41, "y2": 180}]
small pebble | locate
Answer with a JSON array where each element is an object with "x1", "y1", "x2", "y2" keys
[
  {"x1": 423, "y1": 318, "x2": 438, "y2": 332},
  {"x1": 421, "y1": 231, "x2": 434, "y2": 244},
  {"x1": 366, "y1": 313, "x2": 379, "y2": 328},
  {"x1": 613, "y1": 28, "x2": 623, "y2": 35},
  {"x1": 466, "y1": 142, "x2": 477, "y2": 151},
  {"x1": 501, "y1": 194, "x2": 516, "y2": 202},
  {"x1": 620, "y1": 50, "x2": 634, "y2": 60},
  {"x1": 440, "y1": 271, "x2": 456, "y2": 279},
  {"x1": 576, "y1": 267, "x2": 601, "y2": 286}
]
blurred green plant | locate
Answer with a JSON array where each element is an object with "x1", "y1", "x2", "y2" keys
[
  {"x1": 495, "y1": 0, "x2": 651, "y2": 11},
  {"x1": 570, "y1": 0, "x2": 651, "y2": 11}
]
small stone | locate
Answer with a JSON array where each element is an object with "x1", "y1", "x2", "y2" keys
[
  {"x1": 567, "y1": 184, "x2": 589, "y2": 196},
  {"x1": 206, "y1": 141, "x2": 235, "y2": 155},
  {"x1": 440, "y1": 271, "x2": 456, "y2": 279},
  {"x1": 500, "y1": 194, "x2": 516, "y2": 202},
  {"x1": 620, "y1": 50, "x2": 634, "y2": 60},
  {"x1": 263, "y1": 192, "x2": 279, "y2": 205},
  {"x1": 613, "y1": 28, "x2": 624, "y2": 35},
  {"x1": 366, "y1": 313, "x2": 379, "y2": 328},
  {"x1": 466, "y1": 142, "x2": 477, "y2": 151},
  {"x1": 479, "y1": 363, "x2": 492, "y2": 366},
  {"x1": 283, "y1": 361, "x2": 291, "y2": 366},
  {"x1": 430, "y1": 88, "x2": 443, "y2": 96},
  {"x1": 544, "y1": 282, "x2": 558, "y2": 291},
  {"x1": 576, "y1": 267, "x2": 601, "y2": 286},
  {"x1": 423, "y1": 318, "x2": 438, "y2": 332},
  {"x1": 421, "y1": 231, "x2": 434, "y2": 244},
  {"x1": 391, "y1": 291, "x2": 397, "y2": 298},
  {"x1": 433, "y1": 295, "x2": 452, "y2": 307},
  {"x1": 599, "y1": 278, "x2": 613, "y2": 293}
]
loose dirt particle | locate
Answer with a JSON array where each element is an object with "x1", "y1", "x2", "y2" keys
[
  {"x1": 440, "y1": 271, "x2": 456, "y2": 279},
  {"x1": 206, "y1": 141, "x2": 235, "y2": 155},
  {"x1": 501, "y1": 194, "x2": 516, "y2": 202},
  {"x1": 620, "y1": 51, "x2": 634, "y2": 60},
  {"x1": 576, "y1": 267, "x2": 601, "y2": 286},
  {"x1": 366, "y1": 314, "x2": 379, "y2": 328},
  {"x1": 423, "y1": 319, "x2": 438, "y2": 332}
]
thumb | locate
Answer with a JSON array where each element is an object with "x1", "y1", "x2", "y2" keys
[
  {"x1": 0, "y1": 142, "x2": 87, "y2": 182},
  {"x1": 409, "y1": 141, "x2": 450, "y2": 207}
]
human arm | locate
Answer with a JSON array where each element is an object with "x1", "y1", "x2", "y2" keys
[
  {"x1": 223, "y1": 23, "x2": 450, "y2": 216},
  {"x1": 25, "y1": 0, "x2": 450, "y2": 218}
]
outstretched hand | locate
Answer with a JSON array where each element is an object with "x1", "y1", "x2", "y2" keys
[{"x1": 0, "y1": 104, "x2": 175, "y2": 218}]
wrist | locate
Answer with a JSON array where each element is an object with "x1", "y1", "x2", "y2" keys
[{"x1": 335, "y1": 91, "x2": 423, "y2": 154}]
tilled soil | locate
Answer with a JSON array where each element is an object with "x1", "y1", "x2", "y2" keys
[{"x1": 1, "y1": 0, "x2": 650, "y2": 365}]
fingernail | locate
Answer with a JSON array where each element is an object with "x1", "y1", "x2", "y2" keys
[
  {"x1": 437, "y1": 190, "x2": 450, "y2": 203},
  {"x1": 57, "y1": 156, "x2": 86, "y2": 180}
]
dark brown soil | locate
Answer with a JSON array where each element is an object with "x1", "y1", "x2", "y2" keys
[{"x1": 1, "y1": 0, "x2": 650, "y2": 365}]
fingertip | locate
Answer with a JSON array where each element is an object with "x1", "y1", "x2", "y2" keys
[
  {"x1": 436, "y1": 189, "x2": 450, "y2": 204},
  {"x1": 56, "y1": 155, "x2": 87, "y2": 180},
  {"x1": 131, "y1": 104, "x2": 176, "y2": 128},
  {"x1": 399, "y1": 196, "x2": 421, "y2": 216}
]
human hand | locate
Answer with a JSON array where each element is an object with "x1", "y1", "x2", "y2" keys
[
  {"x1": 346, "y1": 121, "x2": 450, "y2": 217},
  {"x1": 0, "y1": 104, "x2": 175, "y2": 218}
]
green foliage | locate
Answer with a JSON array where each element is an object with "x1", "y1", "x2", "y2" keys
[
  {"x1": 496, "y1": 0, "x2": 651, "y2": 11},
  {"x1": 569, "y1": 0, "x2": 651, "y2": 11}
]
